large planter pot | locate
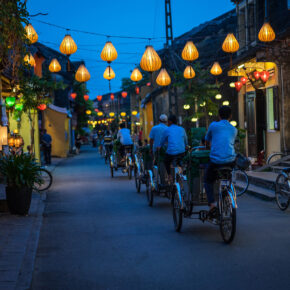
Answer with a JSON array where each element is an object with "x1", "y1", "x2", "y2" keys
[{"x1": 6, "y1": 186, "x2": 32, "y2": 215}]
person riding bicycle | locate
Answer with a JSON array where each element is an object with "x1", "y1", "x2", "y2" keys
[
  {"x1": 204, "y1": 105, "x2": 237, "y2": 215},
  {"x1": 159, "y1": 114, "x2": 188, "y2": 179},
  {"x1": 117, "y1": 123, "x2": 133, "y2": 161},
  {"x1": 104, "y1": 130, "x2": 113, "y2": 157}
]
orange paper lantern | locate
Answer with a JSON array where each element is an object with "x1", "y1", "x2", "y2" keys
[
  {"x1": 258, "y1": 23, "x2": 275, "y2": 42},
  {"x1": 222, "y1": 33, "x2": 239, "y2": 53},
  {"x1": 260, "y1": 71, "x2": 270, "y2": 83},
  {"x1": 97, "y1": 95, "x2": 102, "y2": 101},
  {"x1": 83, "y1": 95, "x2": 89, "y2": 101},
  {"x1": 70, "y1": 93, "x2": 77, "y2": 99},
  {"x1": 140, "y1": 46, "x2": 162, "y2": 72},
  {"x1": 181, "y1": 41, "x2": 199, "y2": 62},
  {"x1": 235, "y1": 81, "x2": 243, "y2": 92},
  {"x1": 110, "y1": 93, "x2": 114, "y2": 100},
  {"x1": 38, "y1": 104, "x2": 47, "y2": 111},
  {"x1": 210, "y1": 62, "x2": 222, "y2": 76},
  {"x1": 121, "y1": 91, "x2": 127, "y2": 98}
]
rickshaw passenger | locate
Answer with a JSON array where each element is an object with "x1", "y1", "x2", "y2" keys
[
  {"x1": 117, "y1": 123, "x2": 133, "y2": 160},
  {"x1": 204, "y1": 105, "x2": 237, "y2": 214},
  {"x1": 159, "y1": 114, "x2": 188, "y2": 177}
]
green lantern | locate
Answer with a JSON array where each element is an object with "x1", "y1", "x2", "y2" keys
[
  {"x1": 6, "y1": 97, "x2": 16, "y2": 107},
  {"x1": 15, "y1": 103, "x2": 24, "y2": 111}
]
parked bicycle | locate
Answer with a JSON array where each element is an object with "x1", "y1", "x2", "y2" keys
[
  {"x1": 275, "y1": 167, "x2": 290, "y2": 211},
  {"x1": 267, "y1": 150, "x2": 290, "y2": 164},
  {"x1": 33, "y1": 167, "x2": 53, "y2": 191},
  {"x1": 231, "y1": 166, "x2": 249, "y2": 196}
]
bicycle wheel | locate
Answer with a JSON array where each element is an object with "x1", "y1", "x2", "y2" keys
[
  {"x1": 232, "y1": 169, "x2": 249, "y2": 197},
  {"x1": 34, "y1": 168, "x2": 53, "y2": 191},
  {"x1": 110, "y1": 166, "x2": 114, "y2": 178},
  {"x1": 267, "y1": 153, "x2": 285, "y2": 164},
  {"x1": 219, "y1": 191, "x2": 236, "y2": 244},
  {"x1": 275, "y1": 174, "x2": 290, "y2": 211},
  {"x1": 146, "y1": 174, "x2": 154, "y2": 206},
  {"x1": 134, "y1": 167, "x2": 141, "y2": 193},
  {"x1": 172, "y1": 187, "x2": 183, "y2": 232}
]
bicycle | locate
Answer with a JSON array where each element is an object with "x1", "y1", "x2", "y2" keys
[
  {"x1": 33, "y1": 167, "x2": 53, "y2": 191},
  {"x1": 267, "y1": 150, "x2": 290, "y2": 164},
  {"x1": 275, "y1": 167, "x2": 290, "y2": 211},
  {"x1": 231, "y1": 166, "x2": 249, "y2": 197}
]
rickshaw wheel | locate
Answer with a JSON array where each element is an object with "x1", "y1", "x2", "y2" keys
[
  {"x1": 173, "y1": 188, "x2": 183, "y2": 232},
  {"x1": 219, "y1": 192, "x2": 236, "y2": 244},
  {"x1": 146, "y1": 176, "x2": 154, "y2": 207},
  {"x1": 110, "y1": 166, "x2": 114, "y2": 178},
  {"x1": 128, "y1": 166, "x2": 132, "y2": 180}
]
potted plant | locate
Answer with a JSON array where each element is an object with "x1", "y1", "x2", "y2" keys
[{"x1": 0, "y1": 154, "x2": 42, "y2": 215}]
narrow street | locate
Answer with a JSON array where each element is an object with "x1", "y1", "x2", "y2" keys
[{"x1": 31, "y1": 147, "x2": 290, "y2": 290}]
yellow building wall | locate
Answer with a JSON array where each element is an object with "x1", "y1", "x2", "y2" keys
[
  {"x1": 43, "y1": 108, "x2": 70, "y2": 158},
  {"x1": 144, "y1": 102, "x2": 154, "y2": 140},
  {"x1": 9, "y1": 111, "x2": 40, "y2": 162}
]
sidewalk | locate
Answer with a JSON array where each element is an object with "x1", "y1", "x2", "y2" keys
[{"x1": 0, "y1": 157, "x2": 65, "y2": 290}]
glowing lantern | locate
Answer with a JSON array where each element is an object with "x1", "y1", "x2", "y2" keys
[
  {"x1": 109, "y1": 112, "x2": 115, "y2": 117},
  {"x1": 215, "y1": 94, "x2": 222, "y2": 100},
  {"x1": 260, "y1": 71, "x2": 270, "y2": 83},
  {"x1": 97, "y1": 95, "x2": 102, "y2": 101},
  {"x1": 258, "y1": 23, "x2": 275, "y2": 42},
  {"x1": 240, "y1": 76, "x2": 247, "y2": 85},
  {"x1": 94, "y1": 109, "x2": 99, "y2": 112},
  {"x1": 208, "y1": 112, "x2": 213, "y2": 116},
  {"x1": 59, "y1": 34, "x2": 77, "y2": 56},
  {"x1": 199, "y1": 102, "x2": 206, "y2": 107},
  {"x1": 235, "y1": 81, "x2": 243, "y2": 92},
  {"x1": 230, "y1": 121, "x2": 237, "y2": 127},
  {"x1": 121, "y1": 91, "x2": 127, "y2": 98},
  {"x1": 229, "y1": 82, "x2": 235, "y2": 88},
  {"x1": 253, "y1": 71, "x2": 260, "y2": 80},
  {"x1": 222, "y1": 33, "x2": 239, "y2": 53},
  {"x1": 24, "y1": 24, "x2": 38, "y2": 44},
  {"x1": 24, "y1": 53, "x2": 36, "y2": 67},
  {"x1": 8, "y1": 136, "x2": 15, "y2": 147},
  {"x1": 156, "y1": 68, "x2": 171, "y2": 86},
  {"x1": 223, "y1": 101, "x2": 230, "y2": 106},
  {"x1": 101, "y1": 41, "x2": 118, "y2": 63},
  {"x1": 5, "y1": 97, "x2": 16, "y2": 107},
  {"x1": 71, "y1": 93, "x2": 77, "y2": 99},
  {"x1": 103, "y1": 66, "x2": 115, "y2": 80},
  {"x1": 83, "y1": 95, "x2": 89, "y2": 101},
  {"x1": 75, "y1": 65, "x2": 90, "y2": 82},
  {"x1": 181, "y1": 41, "x2": 199, "y2": 62},
  {"x1": 140, "y1": 46, "x2": 162, "y2": 72},
  {"x1": 135, "y1": 87, "x2": 140, "y2": 94},
  {"x1": 14, "y1": 136, "x2": 24, "y2": 148},
  {"x1": 210, "y1": 62, "x2": 222, "y2": 76},
  {"x1": 15, "y1": 103, "x2": 24, "y2": 111},
  {"x1": 110, "y1": 93, "x2": 115, "y2": 100},
  {"x1": 183, "y1": 65, "x2": 195, "y2": 79},
  {"x1": 97, "y1": 112, "x2": 103, "y2": 117},
  {"x1": 37, "y1": 104, "x2": 47, "y2": 111},
  {"x1": 130, "y1": 68, "x2": 143, "y2": 82},
  {"x1": 49, "y1": 58, "x2": 61, "y2": 73},
  {"x1": 183, "y1": 104, "x2": 190, "y2": 110},
  {"x1": 132, "y1": 110, "x2": 138, "y2": 116},
  {"x1": 146, "y1": 82, "x2": 151, "y2": 87},
  {"x1": 191, "y1": 117, "x2": 198, "y2": 122},
  {"x1": 120, "y1": 112, "x2": 126, "y2": 117},
  {"x1": 86, "y1": 110, "x2": 91, "y2": 115}
]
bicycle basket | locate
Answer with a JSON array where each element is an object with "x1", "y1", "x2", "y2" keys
[{"x1": 235, "y1": 153, "x2": 251, "y2": 170}]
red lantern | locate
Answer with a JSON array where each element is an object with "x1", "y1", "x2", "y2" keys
[
  {"x1": 253, "y1": 71, "x2": 260, "y2": 80},
  {"x1": 121, "y1": 91, "x2": 127, "y2": 98},
  {"x1": 260, "y1": 71, "x2": 270, "y2": 83},
  {"x1": 240, "y1": 77, "x2": 247, "y2": 85},
  {"x1": 84, "y1": 95, "x2": 89, "y2": 101},
  {"x1": 38, "y1": 104, "x2": 47, "y2": 111},
  {"x1": 146, "y1": 82, "x2": 151, "y2": 87},
  {"x1": 110, "y1": 93, "x2": 114, "y2": 100},
  {"x1": 135, "y1": 86, "x2": 140, "y2": 95},
  {"x1": 97, "y1": 95, "x2": 102, "y2": 101},
  {"x1": 235, "y1": 81, "x2": 243, "y2": 92},
  {"x1": 94, "y1": 108, "x2": 99, "y2": 112},
  {"x1": 70, "y1": 92, "x2": 77, "y2": 99}
]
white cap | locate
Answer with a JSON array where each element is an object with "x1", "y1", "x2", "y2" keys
[{"x1": 159, "y1": 114, "x2": 168, "y2": 122}]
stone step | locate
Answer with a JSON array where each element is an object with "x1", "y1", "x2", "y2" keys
[
  {"x1": 246, "y1": 171, "x2": 278, "y2": 192},
  {"x1": 278, "y1": 161, "x2": 290, "y2": 167},
  {"x1": 270, "y1": 166, "x2": 287, "y2": 173}
]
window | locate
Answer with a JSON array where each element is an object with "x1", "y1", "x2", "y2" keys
[{"x1": 266, "y1": 87, "x2": 279, "y2": 131}]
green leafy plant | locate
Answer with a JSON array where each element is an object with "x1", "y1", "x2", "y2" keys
[{"x1": 0, "y1": 154, "x2": 43, "y2": 189}]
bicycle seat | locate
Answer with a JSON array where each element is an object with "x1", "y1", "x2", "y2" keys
[
  {"x1": 283, "y1": 167, "x2": 290, "y2": 173},
  {"x1": 216, "y1": 166, "x2": 233, "y2": 179}
]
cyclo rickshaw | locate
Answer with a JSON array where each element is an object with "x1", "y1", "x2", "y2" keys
[
  {"x1": 110, "y1": 140, "x2": 134, "y2": 179},
  {"x1": 169, "y1": 147, "x2": 238, "y2": 244}
]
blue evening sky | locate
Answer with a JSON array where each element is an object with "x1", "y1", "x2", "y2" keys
[{"x1": 27, "y1": 0, "x2": 235, "y2": 98}]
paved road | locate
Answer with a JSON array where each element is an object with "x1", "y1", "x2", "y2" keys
[{"x1": 31, "y1": 147, "x2": 290, "y2": 290}]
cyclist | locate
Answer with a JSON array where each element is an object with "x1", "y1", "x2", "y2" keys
[
  {"x1": 159, "y1": 114, "x2": 188, "y2": 179},
  {"x1": 204, "y1": 105, "x2": 237, "y2": 214},
  {"x1": 117, "y1": 123, "x2": 133, "y2": 160},
  {"x1": 104, "y1": 130, "x2": 113, "y2": 158}
]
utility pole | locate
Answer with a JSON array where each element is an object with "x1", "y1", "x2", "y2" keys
[{"x1": 165, "y1": 0, "x2": 173, "y2": 48}]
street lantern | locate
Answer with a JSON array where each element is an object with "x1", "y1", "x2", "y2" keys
[
  {"x1": 210, "y1": 62, "x2": 222, "y2": 76},
  {"x1": 183, "y1": 65, "x2": 195, "y2": 79},
  {"x1": 15, "y1": 103, "x2": 24, "y2": 111},
  {"x1": 135, "y1": 87, "x2": 140, "y2": 94},
  {"x1": 215, "y1": 94, "x2": 222, "y2": 100},
  {"x1": 37, "y1": 104, "x2": 47, "y2": 111},
  {"x1": 191, "y1": 117, "x2": 198, "y2": 122},
  {"x1": 130, "y1": 68, "x2": 143, "y2": 82},
  {"x1": 59, "y1": 34, "x2": 77, "y2": 56},
  {"x1": 49, "y1": 58, "x2": 61, "y2": 73},
  {"x1": 258, "y1": 22, "x2": 275, "y2": 42},
  {"x1": 75, "y1": 65, "x2": 90, "y2": 82},
  {"x1": 253, "y1": 71, "x2": 260, "y2": 80},
  {"x1": 235, "y1": 81, "x2": 243, "y2": 92},
  {"x1": 101, "y1": 41, "x2": 118, "y2": 63},
  {"x1": 120, "y1": 112, "x2": 126, "y2": 117},
  {"x1": 223, "y1": 101, "x2": 230, "y2": 106},
  {"x1": 260, "y1": 71, "x2": 270, "y2": 83},
  {"x1": 97, "y1": 112, "x2": 103, "y2": 117},
  {"x1": 181, "y1": 41, "x2": 199, "y2": 62},
  {"x1": 103, "y1": 66, "x2": 115, "y2": 80},
  {"x1": 24, "y1": 53, "x2": 36, "y2": 67},
  {"x1": 183, "y1": 104, "x2": 190, "y2": 110},
  {"x1": 240, "y1": 76, "x2": 247, "y2": 85},
  {"x1": 71, "y1": 93, "x2": 77, "y2": 99},
  {"x1": 230, "y1": 120, "x2": 237, "y2": 127},
  {"x1": 84, "y1": 95, "x2": 89, "y2": 101},
  {"x1": 229, "y1": 82, "x2": 235, "y2": 88},
  {"x1": 132, "y1": 110, "x2": 138, "y2": 116},
  {"x1": 222, "y1": 33, "x2": 239, "y2": 53},
  {"x1": 24, "y1": 24, "x2": 38, "y2": 44},
  {"x1": 140, "y1": 46, "x2": 162, "y2": 72},
  {"x1": 14, "y1": 136, "x2": 24, "y2": 148},
  {"x1": 156, "y1": 68, "x2": 171, "y2": 86},
  {"x1": 109, "y1": 112, "x2": 115, "y2": 117},
  {"x1": 97, "y1": 95, "x2": 102, "y2": 101},
  {"x1": 6, "y1": 97, "x2": 16, "y2": 107},
  {"x1": 110, "y1": 93, "x2": 114, "y2": 100},
  {"x1": 86, "y1": 110, "x2": 91, "y2": 115},
  {"x1": 8, "y1": 136, "x2": 15, "y2": 147},
  {"x1": 121, "y1": 91, "x2": 127, "y2": 98}
]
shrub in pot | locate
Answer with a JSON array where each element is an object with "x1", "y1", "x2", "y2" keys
[{"x1": 0, "y1": 154, "x2": 43, "y2": 215}]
